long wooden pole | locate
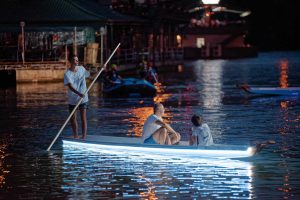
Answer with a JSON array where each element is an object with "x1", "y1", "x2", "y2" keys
[{"x1": 47, "y1": 43, "x2": 121, "y2": 151}]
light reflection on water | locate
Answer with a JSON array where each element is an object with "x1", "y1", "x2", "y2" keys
[
  {"x1": 62, "y1": 146, "x2": 253, "y2": 199},
  {"x1": 0, "y1": 51, "x2": 300, "y2": 199}
]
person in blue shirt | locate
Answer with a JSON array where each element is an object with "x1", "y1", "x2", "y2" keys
[{"x1": 64, "y1": 56, "x2": 90, "y2": 139}]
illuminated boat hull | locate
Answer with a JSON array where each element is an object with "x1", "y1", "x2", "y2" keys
[
  {"x1": 240, "y1": 85, "x2": 300, "y2": 96},
  {"x1": 62, "y1": 135, "x2": 255, "y2": 159}
]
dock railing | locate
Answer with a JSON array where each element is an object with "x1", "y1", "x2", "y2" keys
[
  {"x1": 0, "y1": 46, "x2": 183, "y2": 70},
  {"x1": 108, "y1": 47, "x2": 183, "y2": 65}
]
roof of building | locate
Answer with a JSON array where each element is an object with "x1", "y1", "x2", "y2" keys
[
  {"x1": 0, "y1": 0, "x2": 143, "y2": 27},
  {"x1": 72, "y1": 0, "x2": 144, "y2": 24}
]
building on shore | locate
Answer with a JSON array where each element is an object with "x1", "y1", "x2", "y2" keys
[
  {"x1": 0, "y1": 0, "x2": 256, "y2": 83},
  {"x1": 0, "y1": 0, "x2": 148, "y2": 82},
  {"x1": 0, "y1": 0, "x2": 185, "y2": 83},
  {"x1": 0, "y1": 0, "x2": 147, "y2": 64},
  {"x1": 180, "y1": 1, "x2": 257, "y2": 59},
  {"x1": 111, "y1": 0, "x2": 257, "y2": 60}
]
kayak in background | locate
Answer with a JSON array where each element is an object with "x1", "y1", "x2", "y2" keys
[{"x1": 239, "y1": 85, "x2": 300, "y2": 96}]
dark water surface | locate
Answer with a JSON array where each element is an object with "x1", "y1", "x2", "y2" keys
[{"x1": 0, "y1": 51, "x2": 300, "y2": 199}]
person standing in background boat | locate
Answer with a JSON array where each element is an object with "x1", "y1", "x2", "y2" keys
[
  {"x1": 142, "y1": 103, "x2": 181, "y2": 145},
  {"x1": 138, "y1": 60, "x2": 148, "y2": 79},
  {"x1": 189, "y1": 115, "x2": 214, "y2": 146},
  {"x1": 64, "y1": 55, "x2": 90, "y2": 139},
  {"x1": 146, "y1": 61, "x2": 158, "y2": 84}
]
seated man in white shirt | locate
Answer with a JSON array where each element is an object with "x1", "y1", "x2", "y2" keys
[{"x1": 142, "y1": 103, "x2": 181, "y2": 145}]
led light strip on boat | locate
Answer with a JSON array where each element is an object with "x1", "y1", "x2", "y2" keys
[{"x1": 63, "y1": 140, "x2": 255, "y2": 159}]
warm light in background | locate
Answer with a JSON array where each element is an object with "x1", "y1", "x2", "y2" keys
[
  {"x1": 177, "y1": 64, "x2": 183, "y2": 73},
  {"x1": 202, "y1": 0, "x2": 220, "y2": 5},
  {"x1": 196, "y1": 38, "x2": 205, "y2": 48},
  {"x1": 279, "y1": 59, "x2": 288, "y2": 88},
  {"x1": 176, "y1": 35, "x2": 182, "y2": 48}
]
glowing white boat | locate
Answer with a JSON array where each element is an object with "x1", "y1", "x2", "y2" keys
[{"x1": 62, "y1": 135, "x2": 256, "y2": 159}]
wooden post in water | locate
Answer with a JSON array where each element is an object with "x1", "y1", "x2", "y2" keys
[{"x1": 20, "y1": 21, "x2": 25, "y2": 64}]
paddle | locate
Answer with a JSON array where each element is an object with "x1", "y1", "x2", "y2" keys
[
  {"x1": 253, "y1": 140, "x2": 276, "y2": 154},
  {"x1": 46, "y1": 43, "x2": 121, "y2": 151},
  {"x1": 151, "y1": 70, "x2": 159, "y2": 83}
]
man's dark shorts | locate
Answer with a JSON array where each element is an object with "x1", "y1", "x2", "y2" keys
[{"x1": 68, "y1": 102, "x2": 89, "y2": 111}]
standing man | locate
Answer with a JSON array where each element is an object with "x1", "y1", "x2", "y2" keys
[
  {"x1": 142, "y1": 103, "x2": 181, "y2": 145},
  {"x1": 64, "y1": 55, "x2": 90, "y2": 139}
]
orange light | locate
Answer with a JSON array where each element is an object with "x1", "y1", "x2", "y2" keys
[
  {"x1": 125, "y1": 107, "x2": 153, "y2": 137},
  {"x1": 280, "y1": 101, "x2": 288, "y2": 109},
  {"x1": 279, "y1": 59, "x2": 289, "y2": 88}
]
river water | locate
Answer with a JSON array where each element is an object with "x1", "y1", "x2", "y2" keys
[{"x1": 0, "y1": 51, "x2": 300, "y2": 199}]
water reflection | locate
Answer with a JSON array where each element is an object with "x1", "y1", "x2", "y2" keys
[
  {"x1": 16, "y1": 82, "x2": 66, "y2": 108},
  {"x1": 153, "y1": 84, "x2": 172, "y2": 104},
  {"x1": 62, "y1": 146, "x2": 253, "y2": 199},
  {"x1": 0, "y1": 144, "x2": 9, "y2": 188},
  {"x1": 274, "y1": 59, "x2": 298, "y2": 199},
  {"x1": 193, "y1": 60, "x2": 226, "y2": 141},
  {"x1": 0, "y1": 52, "x2": 300, "y2": 199},
  {"x1": 279, "y1": 59, "x2": 288, "y2": 88},
  {"x1": 194, "y1": 60, "x2": 225, "y2": 109},
  {"x1": 13, "y1": 81, "x2": 101, "y2": 108},
  {"x1": 126, "y1": 105, "x2": 173, "y2": 137},
  {"x1": 125, "y1": 106, "x2": 153, "y2": 137}
]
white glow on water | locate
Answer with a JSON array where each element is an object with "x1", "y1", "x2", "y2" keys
[{"x1": 62, "y1": 140, "x2": 254, "y2": 199}]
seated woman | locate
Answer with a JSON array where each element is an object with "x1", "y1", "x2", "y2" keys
[
  {"x1": 104, "y1": 64, "x2": 123, "y2": 85},
  {"x1": 189, "y1": 115, "x2": 214, "y2": 146}
]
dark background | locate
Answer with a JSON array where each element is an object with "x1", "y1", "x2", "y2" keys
[{"x1": 221, "y1": 0, "x2": 300, "y2": 51}]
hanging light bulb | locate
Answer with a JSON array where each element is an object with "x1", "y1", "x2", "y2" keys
[{"x1": 202, "y1": 0, "x2": 220, "y2": 5}]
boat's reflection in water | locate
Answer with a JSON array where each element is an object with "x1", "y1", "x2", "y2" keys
[{"x1": 62, "y1": 144, "x2": 254, "y2": 199}]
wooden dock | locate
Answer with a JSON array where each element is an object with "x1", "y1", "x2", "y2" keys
[{"x1": 0, "y1": 61, "x2": 66, "y2": 83}]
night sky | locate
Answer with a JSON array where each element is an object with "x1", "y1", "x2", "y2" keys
[{"x1": 221, "y1": 0, "x2": 300, "y2": 51}]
